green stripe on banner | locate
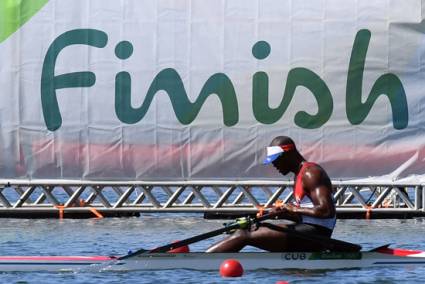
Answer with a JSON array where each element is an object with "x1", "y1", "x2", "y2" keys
[{"x1": 0, "y1": 0, "x2": 49, "y2": 43}]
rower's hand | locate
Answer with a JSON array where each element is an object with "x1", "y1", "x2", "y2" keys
[
  {"x1": 270, "y1": 204, "x2": 288, "y2": 217},
  {"x1": 280, "y1": 203, "x2": 296, "y2": 213},
  {"x1": 270, "y1": 203, "x2": 296, "y2": 218}
]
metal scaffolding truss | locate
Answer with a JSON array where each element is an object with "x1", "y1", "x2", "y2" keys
[{"x1": 0, "y1": 179, "x2": 423, "y2": 218}]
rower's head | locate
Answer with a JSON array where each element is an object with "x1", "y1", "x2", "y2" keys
[{"x1": 263, "y1": 136, "x2": 301, "y2": 175}]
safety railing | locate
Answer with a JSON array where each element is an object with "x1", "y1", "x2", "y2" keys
[{"x1": 0, "y1": 179, "x2": 423, "y2": 218}]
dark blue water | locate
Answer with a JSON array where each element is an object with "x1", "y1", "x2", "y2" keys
[{"x1": 0, "y1": 216, "x2": 424, "y2": 283}]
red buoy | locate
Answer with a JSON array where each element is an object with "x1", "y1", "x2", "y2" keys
[
  {"x1": 168, "y1": 241, "x2": 190, "y2": 253},
  {"x1": 219, "y1": 259, "x2": 244, "y2": 277},
  {"x1": 276, "y1": 281, "x2": 289, "y2": 284}
]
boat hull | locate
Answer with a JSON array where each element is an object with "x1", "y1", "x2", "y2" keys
[
  {"x1": 1, "y1": 250, "x2": 425, "y2": 272},
  {"x1": 111, "y1": 251, "x2": 425, "y2": 271}
]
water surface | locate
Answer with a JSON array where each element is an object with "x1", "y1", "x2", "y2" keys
[{"x1": 0, "y1": 215, "x2": 424, "y2": 283}]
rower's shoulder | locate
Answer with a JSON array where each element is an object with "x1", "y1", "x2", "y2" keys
[
  {"x1": 304, "y1": 163, "x2": 325, "y2": 177},
  {"x1": 303, "y1": 163, "x2": 331, "y2": 187}
]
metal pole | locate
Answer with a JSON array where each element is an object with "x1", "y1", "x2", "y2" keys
[
  {"x1": 422, "y1": 186, "x2": 425, "y2": 212},
  {"x1": 415, "y1": 186, "x2": 420, "y2": 210}
]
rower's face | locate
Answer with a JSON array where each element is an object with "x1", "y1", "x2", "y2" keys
[{"x1": 272, "y1": 156, "x2": 290, "y2": 175}]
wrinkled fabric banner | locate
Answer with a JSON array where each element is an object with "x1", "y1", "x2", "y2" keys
[{"x1": 0, "y1": 0, "x2": 424, "y2": 182}]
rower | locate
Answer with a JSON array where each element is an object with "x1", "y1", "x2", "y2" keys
[{"x1": 206, "y1": 136, "x2": 336, "y2": 252}]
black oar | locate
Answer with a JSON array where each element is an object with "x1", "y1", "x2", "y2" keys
[
  {"x1": 119, "y1": 212, "x2": 280, "y2": 260},
  {"x1": 119, "y1": 212, "x2": 361, "y2": 260}
]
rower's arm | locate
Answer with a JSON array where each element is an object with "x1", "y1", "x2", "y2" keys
[
  {"x1": 291, "y1": 166, "x2": 335, "y2": 219},
  {"x1": 292, "y1": 186, "x2": 335, "y2": 219},
  {"x1": 270, "y1": 205, "x2": 301, "y2": 222}
]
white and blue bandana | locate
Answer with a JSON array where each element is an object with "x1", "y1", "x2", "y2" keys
[{"x1": 263, "y1": 144, "x2": 295, "y2": 165}]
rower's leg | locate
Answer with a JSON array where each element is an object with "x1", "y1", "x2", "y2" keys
[
  {"x1": 206, "y1": 224, "x2": 293, "y2": 253},
  {"x1": 247, "y1": 223, "x2": 327, "y2": 252},
  {"x1": 245, "y1": 224, "x2": 293, "y2": 252},
  {"x1": 206, "y1": 229, "x2": 251, "y2": 252},
  {"x1": 206, "y1": 224, "x2": 323, "y2": 252}
]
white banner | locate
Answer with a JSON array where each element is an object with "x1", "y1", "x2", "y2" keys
[{"x1": 0, "y1": 0, "x2": 424, "y2": 182}]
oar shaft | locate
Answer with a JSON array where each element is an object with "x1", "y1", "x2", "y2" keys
[
  {"x1": 150, "y1": 224, "x2": 240, "y2": 253},
  {"x1": 119, "y1": 220, "x2": 246, "y2": 260},
  {"x1": 121, "y1": 212, "x2": 281, "y2": 260},
  {"x1": 120, "y1": 211, "x2": 360, "y2": 260}
]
